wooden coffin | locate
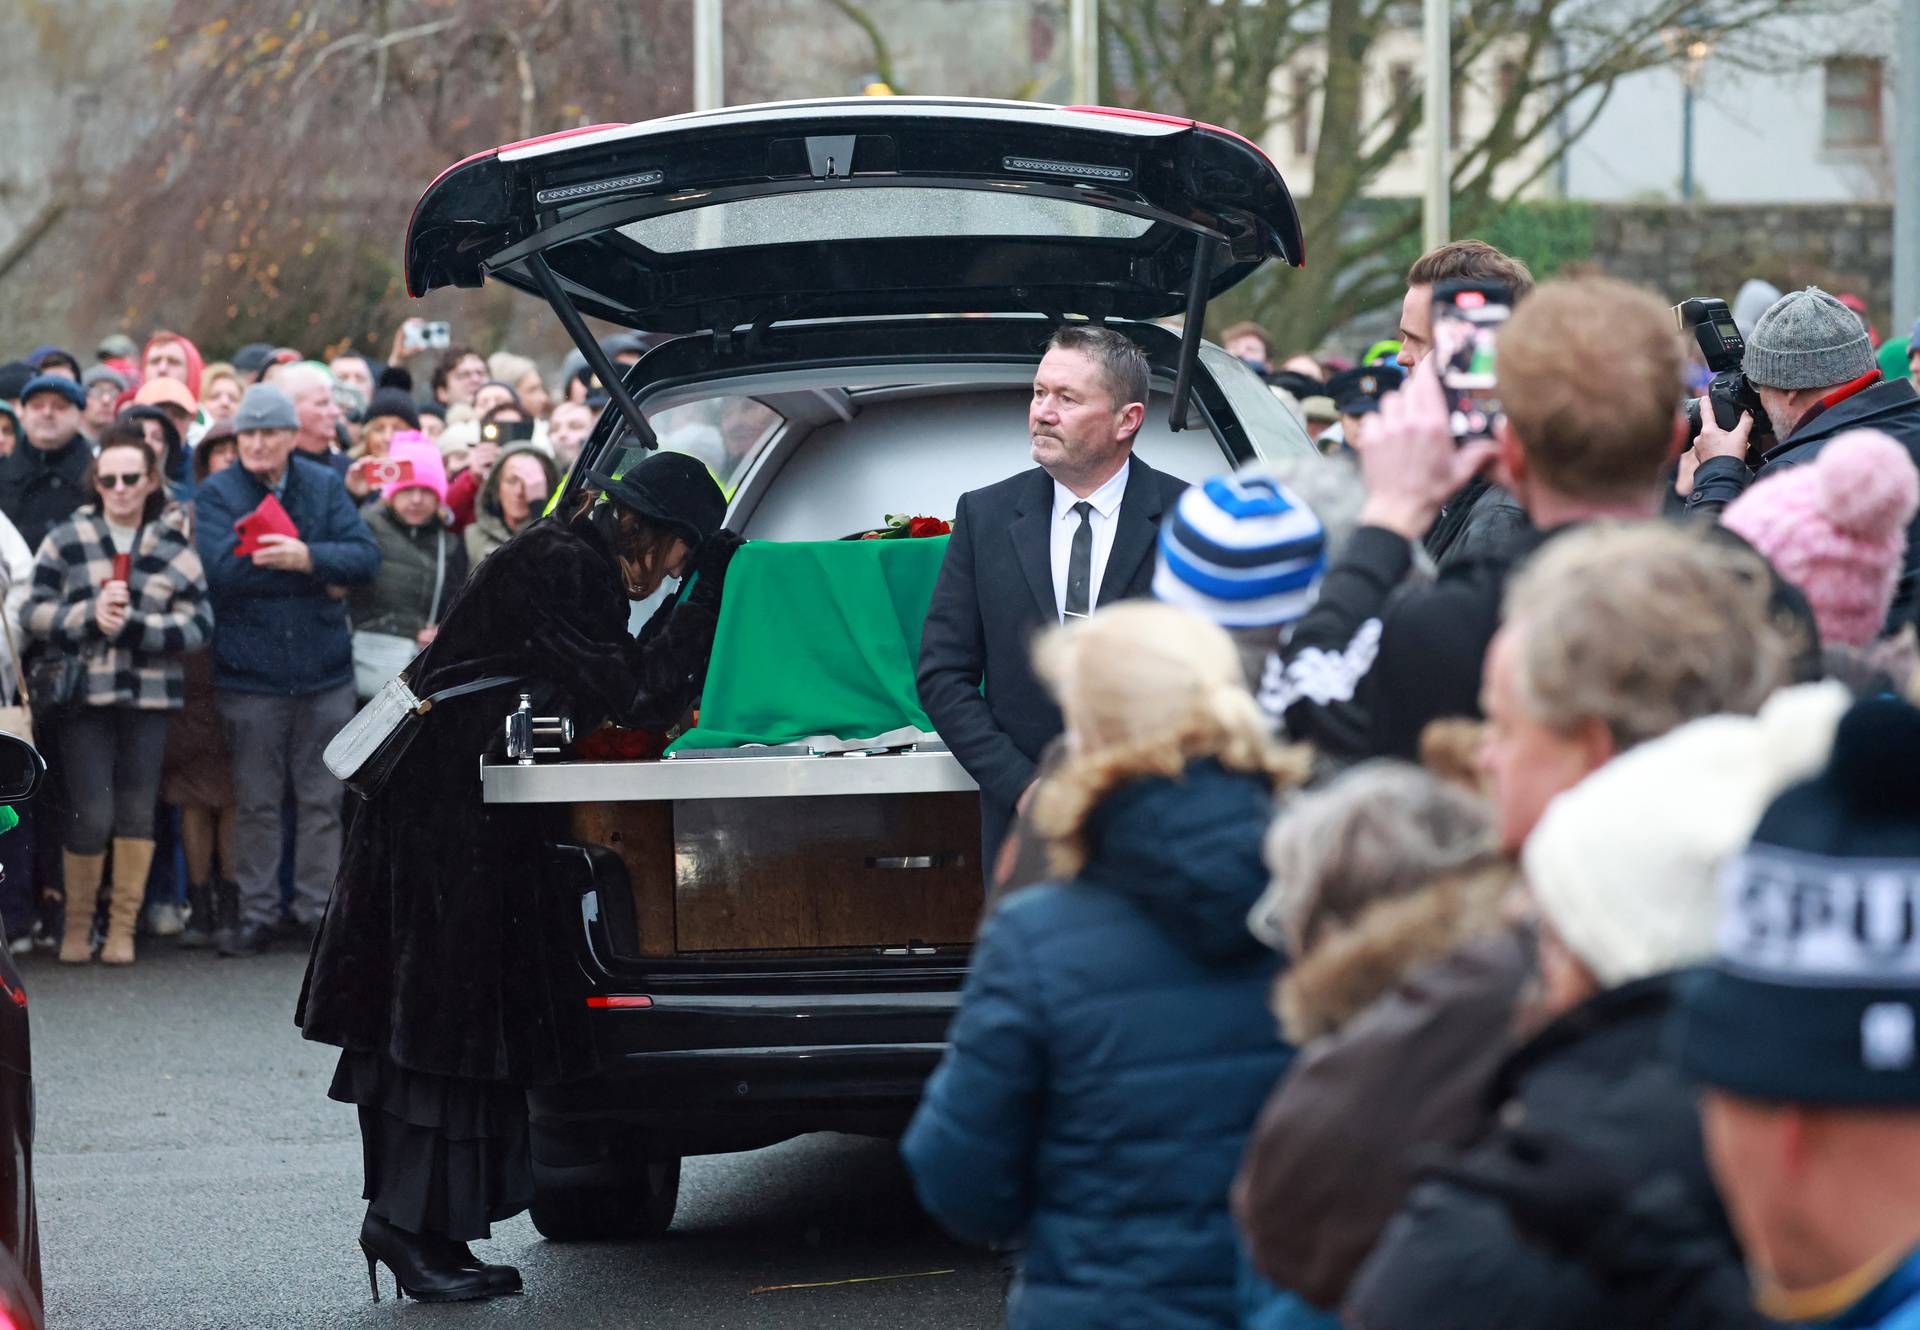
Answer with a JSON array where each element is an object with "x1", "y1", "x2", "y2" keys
[{"x1": 573, "y1": 792, "x2": 984, "y2": 956}]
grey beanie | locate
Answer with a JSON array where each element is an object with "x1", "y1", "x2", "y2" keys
[
  {"x1": 80, "y1": 364, "x2": 128, "y2": 393},
  {"x1": 232, "y1": 383, "x2": 299, "y2": 432},
  {"x1": 1743, "y1": 286, "x2": 1875, "y2": 390}
]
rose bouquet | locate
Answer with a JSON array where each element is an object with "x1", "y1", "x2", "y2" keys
[{"x1": 843, "y1": 514, "x2": 953, "y2": 541}]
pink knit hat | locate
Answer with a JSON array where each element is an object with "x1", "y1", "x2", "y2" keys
[
  {"x1": 1722, "y1": 430, "x2": 1918, "y2": 647},
  {"x1": 383, "y1": 430, "x2": 448, "y2": 506}
]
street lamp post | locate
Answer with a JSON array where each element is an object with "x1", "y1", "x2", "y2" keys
[
  {"x1": 1070, "y1": 0, "x2": 1100, "y2": 105},
  {"x1": 1673, "y1": 32, "x2": 1711, "y2": 202},
  {"x1": 1423, "y1": 0, "x2": 1451, "y2": 250},
  {"x1": 694, "y1": 0, "x2": 724, "y2": 112},
  {"x1": 1897, "y1": 0, "x2": 1920, "y2": 335}
]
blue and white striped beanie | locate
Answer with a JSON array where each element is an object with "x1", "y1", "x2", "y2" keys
[{"x1": 1153, "y1": 472, "x2": 1327, "y2": 628}]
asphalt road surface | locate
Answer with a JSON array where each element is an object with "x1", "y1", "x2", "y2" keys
[{"x1": 27, "y1": 944, "x2": 1004, "y2": 1329}]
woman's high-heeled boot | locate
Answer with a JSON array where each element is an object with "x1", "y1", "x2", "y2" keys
[
  {"x1": 451, "y1": 1242, "x2": 523, "y2": 1294},
  {"x1": 358, "y1": 1210, "x2": 497, "y2": 1303},
  {"x1": 100, "y1": 838, "x2": 155, "y2": 965},
  {"x1": 58, "y1": 852, "x2": 106, "y2": 964}
]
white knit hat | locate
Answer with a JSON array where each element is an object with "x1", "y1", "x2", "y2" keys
[{"x1": 1522, "y1": 682, "x2": 1852, "y2": 988}]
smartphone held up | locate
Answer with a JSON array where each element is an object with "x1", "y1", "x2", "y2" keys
[
  {"x1": 354, "y1": 457, "x2": 416, "y2": 488},
  {"x1": 1430, "y1": 280, "x2": 1513, "y2": 442},
  {"x1": 401, "y1": 320, "x2": 452, "y2": 353}
]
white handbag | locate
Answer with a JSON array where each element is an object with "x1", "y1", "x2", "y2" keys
[
  {"x1": 352, "y1": 632, "x2": 420, "y2": 700},
  {"x1": 324, "y1": 669, "x2": 522, "y2": 798}
]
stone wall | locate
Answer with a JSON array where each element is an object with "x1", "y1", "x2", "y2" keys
[{"x1": 1590, "y1": 203, "x2": 1897, "y2": 331}]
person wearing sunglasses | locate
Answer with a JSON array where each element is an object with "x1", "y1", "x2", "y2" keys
[{"x1": 23, "y1": 422, "x2": 210, "y2": 966}]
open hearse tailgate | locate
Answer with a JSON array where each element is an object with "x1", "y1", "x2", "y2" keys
[{"x1": 404, "y1": 97, "x2": 1303, "y2": 333}]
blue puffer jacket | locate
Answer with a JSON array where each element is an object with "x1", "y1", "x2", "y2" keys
[
  {"x1": 903, "y1": 760, "x2": 1294, "y2": 1330},
  {"x1": 193, "y1": 454, "x2": 380, "y2": 695}
]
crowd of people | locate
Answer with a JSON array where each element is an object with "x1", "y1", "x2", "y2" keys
[
  {"x1": 0, "y1": 321, "x2": 628, "y2": 961},
  {"x1": 9, "y1": 237, "x2": 1920, "y2": 1324},
  {"x1": 902, "y1": 250, "x2": 1920, "y2": 1330}
]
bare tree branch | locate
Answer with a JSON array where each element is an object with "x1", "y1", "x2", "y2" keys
[
  {"x1": 823, "y1": 0, "x2": 903, "y2": 93},
  {"x1": 1100, "y1": 0, "x2": 1851, "y2": 349}
]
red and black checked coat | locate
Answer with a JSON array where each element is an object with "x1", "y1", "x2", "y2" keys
[{"x1": 24, "y1": 504, "x2": 211, "y2": 710}]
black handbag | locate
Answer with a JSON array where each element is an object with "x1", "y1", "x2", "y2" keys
[{"x1": 25, "y1": 650, "x2": 84, "y2": 717}]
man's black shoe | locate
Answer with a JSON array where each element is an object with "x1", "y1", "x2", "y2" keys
[{"x1": 217, "y1": 923, "x2": 275, "y2": 958}]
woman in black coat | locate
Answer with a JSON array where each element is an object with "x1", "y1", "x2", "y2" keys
[{"x1": 297, "y1": 451, "x2": 741, "y2": 1303}]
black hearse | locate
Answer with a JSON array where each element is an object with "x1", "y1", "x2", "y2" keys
[{"x1": 402, "y1": 96, "x2": 1310, "y2": 1239}]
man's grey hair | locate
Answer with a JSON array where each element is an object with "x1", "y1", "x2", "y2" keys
[
  {"x1": 1046, "y1": 324, "x2": 1150, "y2": 411},
  {"x1": 263, "y1": 360, "x2": 330, "y2": 400}
]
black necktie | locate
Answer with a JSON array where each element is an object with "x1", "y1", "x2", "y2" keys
[{"x1": 1064, "y1": 501, "x2": 1093, "y2": 619}]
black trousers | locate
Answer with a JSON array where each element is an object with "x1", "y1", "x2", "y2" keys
[
  {"x1": 330, "y1": 1049, "x2": 533, "y2": 1243},
  {"x1": 58, "y1": 707, "x2": 171, "y2": 854}
]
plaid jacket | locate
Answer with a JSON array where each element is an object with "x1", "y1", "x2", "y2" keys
[{"x1": 24, "y1": 504, "x2": 212, "y2": 711}]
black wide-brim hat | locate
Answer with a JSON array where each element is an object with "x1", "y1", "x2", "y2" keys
[{"x1": 583, "y1": 450, "x2": 726, "y2": 550}]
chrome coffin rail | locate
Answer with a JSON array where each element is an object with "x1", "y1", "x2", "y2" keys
[{"x1": 481, "y1": 750, "x2": 979, "y2": 804}]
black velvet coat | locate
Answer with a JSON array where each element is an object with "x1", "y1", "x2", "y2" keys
[{"x1": 296, "y1": 514, "x2": 728, "y2": 1085}]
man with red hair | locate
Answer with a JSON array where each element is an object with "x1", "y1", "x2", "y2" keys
[{"x1": 143, "y1": 331, "x2": 204, "y2": 401}]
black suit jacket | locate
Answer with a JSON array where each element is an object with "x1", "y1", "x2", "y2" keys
[{"x1": 917, "y1": 458, "x2": 1188, "y2": 870}]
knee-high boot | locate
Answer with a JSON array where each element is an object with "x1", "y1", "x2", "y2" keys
[
  {"x1": 59, "y1": 852, "x2": 106, "y2": 964},
  {"x1": 100, "y1": 838, "x2": 155, "y2": 966}
]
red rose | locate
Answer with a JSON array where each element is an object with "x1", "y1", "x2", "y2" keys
[{"x1": 908, "y1": 516, "x2": 952, "y2": 538}]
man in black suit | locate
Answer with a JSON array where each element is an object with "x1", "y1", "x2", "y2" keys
[{"x1": 918, "y1": 325, "x2": 1187, "y2": 875}]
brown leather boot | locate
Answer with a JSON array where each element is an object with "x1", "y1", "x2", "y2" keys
[
  {"x1": 59, "y1": 852, "x2": 106, "y2": 964},
  {"x1": 100, "y1": 838, "x2": 155, "y2": 966}
]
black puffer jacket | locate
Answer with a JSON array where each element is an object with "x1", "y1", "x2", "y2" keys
[
  {"x1": 1343, "y1": 973, "x2": 1771, "y2": 1330},
  {"x1": 1689, "y1": 377, "x2": 1920, "y2": 628}
]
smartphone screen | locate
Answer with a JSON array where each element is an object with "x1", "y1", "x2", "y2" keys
[
  {"x1": 486, "y1": 418, "x2": 536, "y2": 444},
  {"x1": 1431, "y1": 281, "x2": 1512, "y2": 441}
]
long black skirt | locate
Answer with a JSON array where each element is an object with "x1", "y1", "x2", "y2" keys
[{"x1": 329, "y1": 1049, "x2": 533, "y2": 1243}]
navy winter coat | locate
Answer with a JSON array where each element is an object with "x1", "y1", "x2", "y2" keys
[
  {"x1": 194, "y1": 454, "x2": 380, "y2": 696},
  {"x1": 902, "y1": 760, "x2": 1294, "y2": 1330}
]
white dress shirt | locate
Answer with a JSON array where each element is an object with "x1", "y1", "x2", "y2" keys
[{"x1": 1050, "y1": 459, "x2": 1130, "y2": 621}]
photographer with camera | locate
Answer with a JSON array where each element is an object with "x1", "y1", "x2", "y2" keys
[
  {"x1": 1262, "y1": 277, "x2": 1794, "y2": 761},
  {"x1": 1687, "y1": 286, "x2": 1920, "y2": 628}
]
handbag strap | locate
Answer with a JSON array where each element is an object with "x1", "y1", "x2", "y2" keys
[
  {"x1": 415, "y1": 673, "x2": 523, "y2": 716},
  {"x1": 426, "y1": 528, "x2": 447, "y2": 624}
]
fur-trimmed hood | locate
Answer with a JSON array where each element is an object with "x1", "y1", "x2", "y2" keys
[{"x1": 1277, "y1": 865, "x2": 1512, "y2": 1043}]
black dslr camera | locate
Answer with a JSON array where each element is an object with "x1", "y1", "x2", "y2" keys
[{"x1": 1678, "y1": 297, "x2": 1771, "y2": 443}]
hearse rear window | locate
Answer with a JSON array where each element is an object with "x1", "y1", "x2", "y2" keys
[
  {"x1": 616, "y1": 187, "x2": 1156, "y2": 253},
  {"x1": 639, "y1": 395, "x2": 783, "y2": 492}
]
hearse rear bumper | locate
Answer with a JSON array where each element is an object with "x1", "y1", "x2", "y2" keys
[{"x1": 528, "y1": 989, "x2": 959, "y2": 1154}]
